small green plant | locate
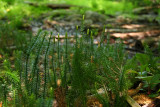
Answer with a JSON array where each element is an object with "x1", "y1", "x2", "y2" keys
[
  {"x1": 0, "y1": 21, "x2": 32, "y2": 53},
  {"x1": 0, "y1": 59, "x2": 20, "y2": 106},
  {"x1": 125, "y1": 45, "x2": 160, "y2": 96}
]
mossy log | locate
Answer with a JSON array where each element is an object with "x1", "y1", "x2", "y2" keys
[
  {"x1": 133, "y1": 5, "x2": 160, "y2": 14},
  {"x1": 24, "y1": 1, "x2": 85, "y2": 9}
]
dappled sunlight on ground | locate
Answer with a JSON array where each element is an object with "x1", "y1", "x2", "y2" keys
[
  {"x1": 122, "y1": 24, "x2": 145, "y2": 29},
  {"x1": 111, "y1": 30, "x2": 160, "y2": 39}
]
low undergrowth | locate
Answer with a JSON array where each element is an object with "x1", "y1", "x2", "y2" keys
[
  {"x1": 0, "y1": 17, "x2": 159, "y2": 106},
  {"x1": 0, "y1": 0, "x2": 160, "y2": 106}
]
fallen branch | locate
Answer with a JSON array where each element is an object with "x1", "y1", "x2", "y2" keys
[
  {"x1": 24, "y1": 1, "x2": 85, "y2": 9},
  {"x1": 126, "y1": 95, "x2": 141, "y2": 107},
  {"x1": 133, "y1": 4, "x2": 160, "y2": 14}
]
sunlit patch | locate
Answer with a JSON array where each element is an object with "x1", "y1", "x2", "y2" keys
[
  {"x1": 111, "y1": 30, "x2": 160, "y2": 39},
  {"x1": 132, "y1": 94, "x2": 153, "y2": 106},
  {"x1": 6, "y1": 8, "x2": 10, "y2": 12},
  {"x1": 122, "y1": 24, "x2": 145, "y2": 29}
]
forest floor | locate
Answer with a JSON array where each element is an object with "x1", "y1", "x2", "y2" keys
[
  {"x1": 25, "y1": 5, "x2": 160, "y2": 106},
  {"x1": 0, "y1": 2, "x2": 160, "y2": 107},
  {"x1": 27, "y1": 5, "x2": 160, "y2": 56}
]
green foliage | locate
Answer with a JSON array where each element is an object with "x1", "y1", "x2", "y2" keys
[
  {"x1": 0, "y1": 59, "x2": 20, "y2": 106},
  {"x1": 0, "y1": 19, "x2": 131, "y2": 106},
  {"x1": 129, "y1": 0, "x2": 159, "y2": 6},
  {"x1": 2, "y1": 0, "x2": 15, "y2": 5},
  {"x1": 1, "y1": 24, "x2": 159, "y2": 106},
  {"x1": 0, "y1": 12, "x2": 33, "y2": 53},
  {"x1": 150, "y1": 74, "x2": 160, "y2": 89},
  {"x1": 1, "y1": 0, "x2": 160, "y2": 106},
  {"x1": 125, "y1": 45, "x2": 160, "y2": 95}
]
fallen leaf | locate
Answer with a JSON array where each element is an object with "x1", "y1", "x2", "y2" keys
[{"x1": 0, "y1": 101, "x2": 2, "y2": 107}]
